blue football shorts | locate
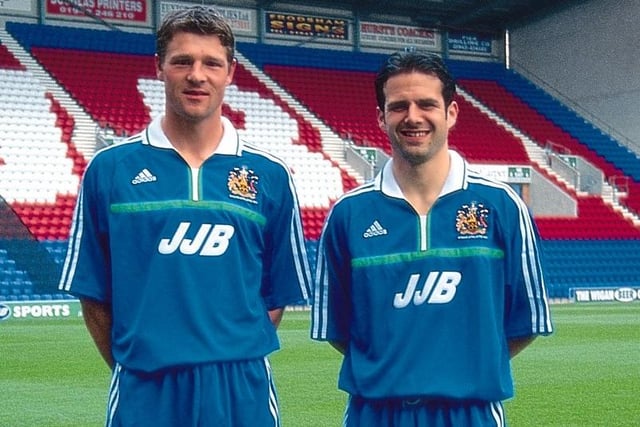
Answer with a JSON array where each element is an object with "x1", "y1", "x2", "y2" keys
[
  {"x1": 344, "y1": 395, "x2": 506, "y2": 427},
  {"x1": 105, "y1": 358, "x2": 280, "y2": 427}
]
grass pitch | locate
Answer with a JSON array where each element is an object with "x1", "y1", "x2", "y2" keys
[{"x1": 1, "y1": 303, "x2": 638, "y2": 426}]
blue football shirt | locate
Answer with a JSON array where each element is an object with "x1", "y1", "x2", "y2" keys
[
  {"x1": 60, "y1": 116, "x2": 311, "y2": 372},
  {"x1": 311, "y1": 150, "x2": 552, "y2": 401}
]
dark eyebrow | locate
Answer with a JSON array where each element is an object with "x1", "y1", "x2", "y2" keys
[
  {"x1": 386, "y1": 100, "x2": 409, "y2": 110},
  {"x1": 168, "y1": 54, "x2": 226, "y2": 66},
  {"x1": 416, "y1": 98, "x2": 441, "y2": 107},
  {"x1": 169, "y1": 54, "x2": 193, "y2": 63}
]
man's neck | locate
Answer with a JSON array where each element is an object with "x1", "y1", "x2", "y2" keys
[
  {"x1": 393, "y1": 149, "x2": 451, "y2": 215},
  {"x1": 161, "y1": 114, "x2": 224, "y2": 167}
]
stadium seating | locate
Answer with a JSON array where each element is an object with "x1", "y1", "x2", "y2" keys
[
  {"x1": 263, "y1": 64, "x2": 531, "y2": 164},
  {"x1": 542, "y1": 239, "x2": 640, "y2": 299},
  {"x1": 0, "y1": 64, "x2": 82, "y2": 240},
  {"x1": 0, "y1": 42, "x2": 24, "y2": 70},
  {"x1": 460, "y1": 75, "x2": 640, "y2": 216},
  {"x1": 536, "y1": 195, "x2": 639, "y2": 239},
  {"x1": 31, "y1": 47, "x2": 155, "y2": 135},
  {"x1": 1, "y1": 21, "x2": 640, "y2": 302}
]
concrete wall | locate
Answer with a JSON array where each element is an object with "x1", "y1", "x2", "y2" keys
[{"x1": 509, "y1": 0, "x2": 640, "y2": 153}]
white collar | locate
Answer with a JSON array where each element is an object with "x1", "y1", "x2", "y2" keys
[
  {"x1": 377, "y1": 149, "x2": 467, "y2": 200},
  {"x1": 143, "y1": 114, "x2": 242, "y2": 156}
]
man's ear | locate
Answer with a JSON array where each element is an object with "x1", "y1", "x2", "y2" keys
[
  {"x1": 155, "y1": 54, "x2": 164, "y2": 81},
  {"x1": 225, "y1": 58, "x2": 237, "y2": 86},
  {"x1": 446, "y1": 100, "x2": 459, "y2": 130},
  {"x1": 376, "y1": 107, "x2": 385, "y2": 130}
]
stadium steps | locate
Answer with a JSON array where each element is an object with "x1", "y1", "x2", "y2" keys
[
  {"x1": 459, "y1": 85, "x2": 640, "y2": 227},
  {"x1": 460, "y1": 86, "x2": 575, "y2": 188},
  {"x1": 236, "y1": 51, "x2": 365, "y2": 185},
  {"x1": 489, "y1": 73, "x2": 640, "y2": 218},
  {"x1": 602, "y1": 189, "x2": 640, "y2": 226},
  {"x1": 0, "y1": 25, "x2": 97, "y2": 161}
]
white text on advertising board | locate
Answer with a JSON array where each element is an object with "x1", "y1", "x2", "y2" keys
[{"x1": 574, "y1": 287, "x2": 639, "y2": 303}]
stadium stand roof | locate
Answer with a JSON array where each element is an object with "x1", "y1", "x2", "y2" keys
[{"x1": 239, "y1": 0, "x2": 584, "y2": 35}]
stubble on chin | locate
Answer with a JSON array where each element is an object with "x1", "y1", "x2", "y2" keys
[{"x1": 392, "y1": 137, "x2": 444, "y2": 166}]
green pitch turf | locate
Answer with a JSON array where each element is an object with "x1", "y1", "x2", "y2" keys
[{"x1": 1, "y1": 303, "x2": 638, "y2": 426}]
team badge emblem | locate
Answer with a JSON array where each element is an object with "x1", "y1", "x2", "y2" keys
[
  {"x1": 228, "y1": 166, "x2": 259, "y2": 202},
  {"x1": 455, "y1": 202, "x2": 489, "y2": 237}
]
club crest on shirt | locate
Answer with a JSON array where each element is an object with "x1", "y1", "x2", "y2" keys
[
  {"x1": 455, "y1": 202, "x2": 489, "y2": 238},
  {"x1": 228, "y1": 166, "x2": 258, "y2": 203}
]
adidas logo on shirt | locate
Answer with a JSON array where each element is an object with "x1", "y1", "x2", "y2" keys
[
  {"x1": 363, "y1": 220, "x2": 388, "y2": 238},
  {"x1": 131, "y1": 168, "x2": 157, "y2": 185}
]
